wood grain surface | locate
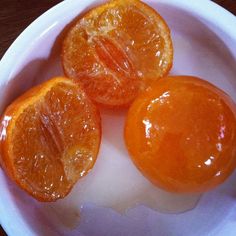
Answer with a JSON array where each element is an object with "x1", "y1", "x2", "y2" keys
[{"x1": 0, "y1": 0, "x2": 235, "y2": 235}]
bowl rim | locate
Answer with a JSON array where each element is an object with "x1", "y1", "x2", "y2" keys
[
  {"x1": 0, "y1": 0, "x2": 236, "y2": 235},
  {"x1": 0, "y1": 0, "x2": 236, "y2": 79}
]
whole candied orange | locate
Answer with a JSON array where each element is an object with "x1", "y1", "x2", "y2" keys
[
  {"x1": 0, "y1": 77, "x2": 101, "y2": 201},
  {"x1": 62, "y1": 0, "x2": 173, "y2": 107},
  {"x1": 125, "y1": 76, "x2": 236, "y2": 193}
]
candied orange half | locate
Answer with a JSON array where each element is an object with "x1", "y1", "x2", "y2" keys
[
  {"x1": 125, "y1": 76, "x2": 236, "y2": 193},
  {"x1": 0, "y1": 77, "x2": 101, "y2": 201},
  {"x1": 62, "y1": 0, "x2": 173, "y2": 107}
]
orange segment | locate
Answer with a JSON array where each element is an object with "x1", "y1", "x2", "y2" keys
[
  {"x1": 0, "y1": 77, "x2": 101, "y2": 201},
  {"x1": 125, "y1": 76, "x2": 236, "y2": 193},
  {"x1": 62, "y1": 0, "x2": 173, "y2": 106}
]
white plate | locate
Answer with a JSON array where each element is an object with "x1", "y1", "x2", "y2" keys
[{"x1": 0, "y1": 0, "x2": 236, "y2": 235}]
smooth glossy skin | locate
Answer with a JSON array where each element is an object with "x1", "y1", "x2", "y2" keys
[
  {"x1": 62, "y1": 0, "x2": 173, "y2": 106},
  {"x1": 0, "y1": 77, "x2": 101, "y2": 201},
  {"x1": 125, "y1": 76, "x2": 236, "y2": 193}
]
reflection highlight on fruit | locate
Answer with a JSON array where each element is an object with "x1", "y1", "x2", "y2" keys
[
  {"x1": 125, "y1": 76, "x2": 236, "y2": 193},
  {"x1": 62, "y1": 0, "x2": 173, "y2": 106},
  {"x1": 0, "y1": 77, "x2": 101, "y2": 201}
]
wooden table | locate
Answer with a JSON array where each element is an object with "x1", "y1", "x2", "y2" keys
[{"x1": 0, "y1": 0, "x2": 235, "y2": 235}]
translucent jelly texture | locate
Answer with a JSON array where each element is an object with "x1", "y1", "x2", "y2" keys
[
  {"x1": 125, "y1": 76, "x2": 236, "y2": 193},
  {"x1": 62, "y1": 0, "x2": 173, "y2": 106},
  {"x1": 0, "y1": 78, "x2": 101, "y2": 201}
]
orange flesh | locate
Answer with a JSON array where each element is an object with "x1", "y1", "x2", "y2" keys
[
  {"x1": 62, "y1": 0, "x2": 173, "y2": 106},
  {"x1": 125, "y1": 76, "x2": 236, "y2": 193},
  {"x1": 0, "y1": 77, "x2": 101, "y2": 201}
]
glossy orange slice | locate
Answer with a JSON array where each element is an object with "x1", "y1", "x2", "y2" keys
[
  {"x1": 0, "y1": 77, "x2": 101, "y2": 201},
  {"x1": 125, "y1": 76, "x2": 236, "y2": 193},
  {"x1": 62, "y1": 0, "x2": 173, "y2": 106}
]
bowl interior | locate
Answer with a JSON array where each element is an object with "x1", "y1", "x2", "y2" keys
[{"x1": 0, "y1": 1, "x2": 236, "y2": 236}]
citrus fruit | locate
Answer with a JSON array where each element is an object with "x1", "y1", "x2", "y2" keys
[
  {"x1": 62, "y1": 0, "x2": 173, "y2": 107},
  {"x1": 125, "y1": 76, "x2": 236, "y2": 193},
  {"x1": 0, "y1": 77, "x2": 101, "y2": 201}
]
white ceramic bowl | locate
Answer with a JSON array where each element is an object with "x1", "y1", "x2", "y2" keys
[{"x1": 0, "y1": 0, "x2": 236, "y2": 235}]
